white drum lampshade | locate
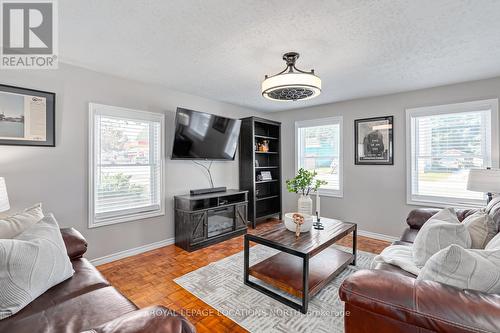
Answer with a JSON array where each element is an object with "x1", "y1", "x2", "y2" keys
[
  {"x1": 0, "y1": 177, "x2": 10, "y2": 213},
  {"x1": 467, "y1": 168, "x2": 500, "y2": 203}
]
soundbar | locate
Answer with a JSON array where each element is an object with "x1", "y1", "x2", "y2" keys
[{"x1": 190, "y1": 187, "x2": 227, "y2": 196}]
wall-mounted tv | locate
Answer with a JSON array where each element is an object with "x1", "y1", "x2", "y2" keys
[{"x1": 171, "y1": 107, "x2": 242, "y2": 160}]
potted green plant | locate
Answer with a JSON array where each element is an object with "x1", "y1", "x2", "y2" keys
[{"x1": 286, "y1": 168, "x2": 327, "y2": 215}]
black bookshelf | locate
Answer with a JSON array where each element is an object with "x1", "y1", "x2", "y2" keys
[{"x1": 239, "y1": 117, "x2": 282, "y2": 228}]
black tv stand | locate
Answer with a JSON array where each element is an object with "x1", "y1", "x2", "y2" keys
[
  {"x1": 190, "y1": 186, "x2": 227, "y2": 196},
  {"x1": 174, "y1": 189, "x2": 248, "y2": 252}
]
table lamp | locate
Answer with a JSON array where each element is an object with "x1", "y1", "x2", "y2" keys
[
  {"x1": 0, "y1": 177, "x2": 10, "y2": 213},
  {"x1": 467, "y1": 168, "x2": 500, "y2": 204}
]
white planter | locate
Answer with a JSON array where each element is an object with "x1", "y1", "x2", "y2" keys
[{"x1": 298, "y1": 195, "x2": 313, "y2": 215}]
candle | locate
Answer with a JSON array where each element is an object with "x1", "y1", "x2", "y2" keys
[{"x1": 316, "y1": 190, "x2": 320, "y2": 218}]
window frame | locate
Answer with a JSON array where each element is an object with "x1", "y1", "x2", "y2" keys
[
  {"x1": 295, "y1": 116, "x2": 343, "y2": 198},
  {"x1": 88, "y1": 103, "x2": 166, "y2": 228},
  {"x1": 406, "y1": 99, "x2": 499, "y2": 208}
]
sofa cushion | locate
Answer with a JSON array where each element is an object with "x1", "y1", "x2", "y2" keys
[
  {"x1": 418, "y1": 244, "x2": 500, "y2": 293},
  {"x1": 0, "y1": 286, "x2": 137, "y2": 333},
  {"x1": 35, "y1": 259, "x2": 111, "y2": 305},
  {"x1": 412, "y1": 207, "x2": 471, "y2": 267},
  {"x1": 463, "y1": 209, "x2": 497, "y2": 248},
  {"x1": 0, "y1": 214, "x2": 74, "y2": 319},
  {"x1": 0, "y1": 203, "x2": 44, "y2": 239}
]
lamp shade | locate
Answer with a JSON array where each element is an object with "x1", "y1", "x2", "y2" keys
[
  {"x1": 467, "y1": 169, "x2": 500, "y2": 193},
  {"x1": 0, "y1": 177, "x2": 10, "y2": 213}
]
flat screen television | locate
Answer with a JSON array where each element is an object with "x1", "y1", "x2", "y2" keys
[{"x1": 171, "y1": 107, "x2": 242, "y2": 160}]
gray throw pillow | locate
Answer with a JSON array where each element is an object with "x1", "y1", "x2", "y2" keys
[
  {"x1": 0, "y1": 203, "x2": 44, "y2": 239},
  {"x1": 463, "y1": 209, "x2": 497, "y2": 249},
  {"x1": 0, "y1": 214, "x2": 74, "y2": 319},
  {"x1": 412, "y1": 207, "x2": 471, "y2": 267},
  {"x1": 418, "y1": 244, "x2": 500, "y2": 293}
]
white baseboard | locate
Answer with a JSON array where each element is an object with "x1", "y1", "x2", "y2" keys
[
  {"x1": 90, "y1": 237, "x2": 175, "y2": 266},
  {"x1": 358, "y1": 229, "x2": 398, "y2": 243},
  {"x1": 89, "y1": 230, "x2": 396, "y2": 266}
]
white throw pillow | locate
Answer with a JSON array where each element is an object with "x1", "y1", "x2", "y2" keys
[
  {"x1": 0, "y1": 203, "x2": 44, "y2": 239},
  {"x1": 486, "y1": 232, "x2": 500, "y2": 250},
  {"x1": 412, "y1": 207, "x2": 471, "y2": 267},
  {"x1": 418, "y1": 244, "x2": 500, "y2": 293},
  {"x1": 371, "y1": 244, "x2": 420, "y2": 275},
  {"x1": 0, "y1": 214, "x2": 74, "y2": 320},
  {"x1": 463, "y1": 210, "x2": 497, "y2": 249}
]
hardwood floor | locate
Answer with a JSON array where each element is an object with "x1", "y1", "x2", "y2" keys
[{"x1": 97, "y1": 219, "x2": 390, "y2": 333}]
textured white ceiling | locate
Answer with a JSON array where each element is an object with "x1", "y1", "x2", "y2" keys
[{"x1": 59, "y1": 0, "x2": 500, "y2": 112}]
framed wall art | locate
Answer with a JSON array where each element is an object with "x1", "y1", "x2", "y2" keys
[
  {"x1": 0, "y1": 84, "x2": 55, "y2": 147},
  {"x1": 354, "y1": 116, "x2": 393, "y2": 165}
]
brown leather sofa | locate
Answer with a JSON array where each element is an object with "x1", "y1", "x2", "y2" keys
[
  {"x1": 0, "y1": 228, "x2": 195, "y2": 333},
  {"x1": 339, "y1": 197, "x2": 500, "y2": 333}
]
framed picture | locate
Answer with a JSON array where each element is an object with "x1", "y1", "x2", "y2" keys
[
  {"x1": 260, "y1": 171, "x2": 272, "y2": 181},
  {"x1": 355, "y1": 116, "x2": 393, "y2": 165},
  {"x1": 0, "y1": 84, "x2": 55, "y2": 147}
]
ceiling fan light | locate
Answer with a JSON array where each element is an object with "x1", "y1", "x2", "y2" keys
[
  {"x1": 261, "y1": 52, "x2": 321, "y2": 102},
  {"x1": 262, "y1": 73, "x2": 321, "y2": 101}
]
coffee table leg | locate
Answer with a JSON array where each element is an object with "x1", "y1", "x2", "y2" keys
[
  {"x1": 351, "y1": 225, "x2": 357, "y2": 266},
  {"x1": 244, "y1": 236, "x2": 249, "y2": 284},
  {"x1": 301, "y1": 255, "x2": 309, "y2": 314}
]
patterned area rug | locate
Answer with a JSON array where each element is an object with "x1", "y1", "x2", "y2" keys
[{"x1": 175, "y1": 245, "x2": 375, "y2": 333}]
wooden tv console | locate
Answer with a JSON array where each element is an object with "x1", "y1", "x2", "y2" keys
[{"x1": 174, "y1": 189, "x2": 248, "y2": 252}]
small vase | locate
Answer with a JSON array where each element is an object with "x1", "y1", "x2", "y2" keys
[{"x1": 298, "y1": 195, "x2": 313, "y2": 215}]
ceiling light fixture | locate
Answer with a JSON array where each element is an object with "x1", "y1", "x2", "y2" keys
[{"x1": 261, "y1": 52, "x2": 321, "y2": 101}]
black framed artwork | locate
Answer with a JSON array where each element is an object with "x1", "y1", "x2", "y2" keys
[
  {"x1": 354, "y1": 116, "x2": 393, "y2": 165},
  {"x1": 0, "y1": 84, "x2": 55, "y2": 147}
]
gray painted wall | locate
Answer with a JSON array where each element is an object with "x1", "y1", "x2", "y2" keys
[
  {"x1": 271, "y1": 77, "x2": 500, "y2": 238},
  {"x1": 0, "y1": 63, "x2": 261, "y2": 259}
]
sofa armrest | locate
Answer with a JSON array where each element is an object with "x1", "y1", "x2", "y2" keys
[
  {"x1": 60, "y1": 227, "x2": 88, "y2": 260},
  {"x1": 339, "y1": 269, "x2": 500, "y2": 333},
  {"x1": 81, "y1": 306, "x2": 195, "y2": 333},
  {"x1": 406, "y1": 208, "x2": 440, "y2": 229},
  {"x1": 406, "y1": 208, "x2": 477, "y2": 229}
]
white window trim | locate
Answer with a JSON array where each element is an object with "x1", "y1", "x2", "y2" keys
[
  {"x1": 405, "y1": 99, "x2": 499, "y2": 208},
  {"x1": 88, "y1": 103, "x2": 166, "y2": 228},
  {"x1": 295, "y1": 116, "x2": 343, "y2": 198}
]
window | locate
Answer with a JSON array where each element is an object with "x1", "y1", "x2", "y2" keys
[
  {"x1": 406, "y1": 99, "x2": 499, "y2": 207},
  {"x1": 89, "y1": 103, "x2": 165, "y2": 228},
  {"x1": 295, "y1": 117, "x2": 343, "y2": 197}
]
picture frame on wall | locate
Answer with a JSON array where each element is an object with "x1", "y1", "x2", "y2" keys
[
  {"x1": 0, "y1": 84, "x2": 55, "y2": 147},
  {"x1": 354, "y1": 116, "x2": 393, "y2": 165}
]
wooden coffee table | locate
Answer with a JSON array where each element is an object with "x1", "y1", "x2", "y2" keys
[{"x1": 244, "y1": 218, "x2": 356, "y2": 313}]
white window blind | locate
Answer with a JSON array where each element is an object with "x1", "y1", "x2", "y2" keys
[
  {"x1": 89, "y1": 104, "x2": 165, "y2": 227},
  {"x1": 296, "y1": 117, "x2": 343, "y2": 197},
  {"x1": 407, "y1": 99, "x2": 499, "y2": 207}
]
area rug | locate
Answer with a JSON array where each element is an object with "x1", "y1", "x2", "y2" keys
[{"x1": 174, "y1": 245, "x2": 376, "y2": 333}]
